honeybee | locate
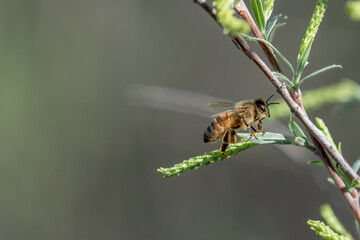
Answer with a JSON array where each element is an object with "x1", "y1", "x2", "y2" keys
[{"x1": 204, "y1": 95, "x2": 279, "y2": 154}]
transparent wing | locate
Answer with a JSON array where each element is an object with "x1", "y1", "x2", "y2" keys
[
  {"x1": 211, "y1": 108, "x2": 246, "y2": 117},
  {"x1": 207, "y1": 102, "x2": 236, "y2": 112},
  {"x1": 125, "y1": 84, "x2": 232, "y2": 117}
]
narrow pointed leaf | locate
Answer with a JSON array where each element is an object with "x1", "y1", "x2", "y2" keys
[
  {"x1": 298, "y1": 64, "x2": 342, "y2": 86},
  {"x1": 273, "y1": 72, "x2": 295, "y2": 89},
  {"x1": 315, "y1": 118, "x2": 336, "y2": 148},
  {"x1": 351, "y1": 180, "x2": 360, "y2": 189},
  {"x1": 327, "y1": 177, "x2": 335, "y2": 185},
  {"x1": 268, "y1": 22, "x2": 286, "y2": 42},
  {"x1": 338, "y1": 142, "x2": 342, "y2": 155},
  {"x1": 288, "y1": 114, "x2": 308, "y2": 140},
  {"x1": 308, "y1": 160, "x2": 325, "y2": 166},
  {"x1": 245, "y1": 35, "x2": 294, "y2": 74},
  {"x1": 250, "y1": 0, "x2": 266, "y2": 33},
  {"x1": 336, "y1": 167, "x2": 353, "y2": 190},
  {"x1": 238, "y1": 132, "x2": 306, "y2": 146},
  {"x1": 295, "y1": 43, "x2": 312, "y2": 84},
  {"x1": 263, "y1": 0, "x2": 274, "y2": 22},
  {"x1": 265, "y1": 14, "x2": 282, "y2": 40}
]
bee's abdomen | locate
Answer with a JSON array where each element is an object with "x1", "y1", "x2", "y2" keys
[{"x1": 204, "y1": 114, "x2": 234, "y2": 143}]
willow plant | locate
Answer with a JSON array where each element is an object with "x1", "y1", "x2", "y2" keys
[{"x1": 158, "y1": 0, "x2": 360, "y2": 238}]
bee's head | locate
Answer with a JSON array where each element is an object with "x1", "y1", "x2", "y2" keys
[
  {"x1": 255, "y1": 94, "x2": 279, "y2": 119},
  {"x1": 255, "y1": 98, "x2": 269, "y2": 119}
]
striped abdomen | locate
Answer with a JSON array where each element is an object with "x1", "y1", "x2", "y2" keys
[{"x1": 203, "y1": 113, "x2": 242, "y2": 143}]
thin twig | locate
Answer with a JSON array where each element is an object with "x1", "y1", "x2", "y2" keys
[{"x1": 193, "y1": 0, "x2": 360, "y2": 223}]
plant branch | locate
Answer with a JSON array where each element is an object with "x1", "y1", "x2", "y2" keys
[
  {"x1": 311, "y1": 135, "x2": 360, "y2": 223},
  {"x1": 193, "y1": 0, "x2": 359, "y2": 185},
  {"x1": 193, "y1": 0, "x2": 360, "y2": 223},
  {"x1": 234, "y1": 0, "x2": 282, "y2": 73}
]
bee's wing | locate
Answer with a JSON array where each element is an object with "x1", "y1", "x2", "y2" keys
[
  {"x1": 125, "y1": 84, "x2": 232, "y2": 118},
  {"x1": 211, "y1": 108, "x2": 246, "y2": 117},
  {"x1": 207, "y1": 102, "x2": 236, "y2": 112}
]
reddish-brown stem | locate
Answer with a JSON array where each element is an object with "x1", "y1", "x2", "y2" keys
[
  {"x1": 234, "y1": 1, "x2": 282, "y2": 73},
  {"x1": 291, "y1": 89, "x2": 304, "y2": 109}
]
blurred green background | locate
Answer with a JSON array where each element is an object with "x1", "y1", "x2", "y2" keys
[{"x1": 0, "y1": 0, "x2": 359, "y2": 239}]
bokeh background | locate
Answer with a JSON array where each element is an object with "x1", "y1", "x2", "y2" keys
[{"x1": 0, "y1": 0, "x2": 359, "y2": 239}]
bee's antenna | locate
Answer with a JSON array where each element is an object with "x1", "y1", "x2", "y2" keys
[
  {"x1": 266, "y1": 94, "x2": 275, "y2": 106},
  {"x1": 267, "y1": 102, "x2": 280, "y2": 106}
]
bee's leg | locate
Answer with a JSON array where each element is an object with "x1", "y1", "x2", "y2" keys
[
  {"x1": 243, "y1": 120, "x2": 258, "y2": 140},
  {"x1": 220, "y1": 129, "x2": 231, "y2": 157},
  {"x1": 250, "y1": 126, "x2": 258, "y2": 133},
  {"x1": 230, "y1": 129, "x2": 237, "y2": 143},
  {"x1": 258, "y1": 119, "x2": 265, "y2": 135}
]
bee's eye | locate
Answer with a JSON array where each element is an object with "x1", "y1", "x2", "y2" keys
[
  {"x1": 256, "y1": 102, "x2": 265, "y2": 112},
  {"x1": 255, "y1": 99, "x2": 267, "y2": 112}
]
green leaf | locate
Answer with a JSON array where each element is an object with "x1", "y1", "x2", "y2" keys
[
  {"x1": 295, "y1": 0, "x2": 328, "y2": 84},
  {"x1": 314, "y1": 118, "x2": 356, "y2": 189},
  {"x1": 320, "y1": 204, "x2": 354, "y2": 240},
  {"x1": 335, "y1": 167, "x2": 353, "y2": 190},
  {"x1": 327, "y1": 177, "x2": 335, "y2": 185},
  {"x1": 268, "y1": 22, "x2": 286, "y2": 42},
  {"x1": 244, "y1": 35, "x2": 294, "y2": 75},
  {"x1": 289, "y1": 113, "x2": 308, "y2": 140},
  {"x1": 297, "y1": 64, "x2": 342, "y2": 87},
  {"x1": 272, "y1": 72, "x2": 295, "y2": 89},
  {"x1": 350, "y1": 180, "x2": 360, "y2": 189},
  {"x1": 237, "y1": 132, "x2": 295, "y2": 144},
  {"x1": 307, "y1": 220, "x2": 347, "y2": 240},
  {"x1": 238, "y1": 132, "x2": 310, "y2": 148},
  {"x1": 250, "y1": 0, "x2": 266, "y2": 33},
  {"x1": 263, "y1": 0, "x2": 274, "y2": 23},
  {"x1": 213, "y1": 0, "x2": 250, "y2": 36},
  {"x1": 295, "y1": 43, "x2": 312, "y2": 84},
  {"x1": 338, "y1": 142, "x2": 342, "y2": 155},
  {"x1": 293, "y1": 136, "x2": 307, "y2": 147},
  {"x1": 352, "y1": 159, "x2": 360, "y2": 173},
  {"x1": 265, "y1": 14, "x2": 286, "y2": 41},
  {"x1": 265, "y1": 14, "x2": 282, "y2": 37},
  {"x1": 315, "y1": 117, "x2": 336, "y2": 148},
  {"x1": 308, "y1": 160, "x2": 325, "y2": 166}
]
